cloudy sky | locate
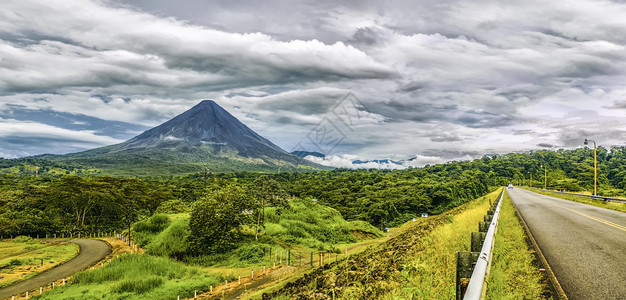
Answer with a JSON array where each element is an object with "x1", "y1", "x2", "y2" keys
[{"x1": 1, "y1": 0, "x2": 626, "y2": 167}]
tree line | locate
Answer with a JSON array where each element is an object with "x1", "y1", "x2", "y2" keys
[{"x1": 1, "y1": 146, "x2": 622, "y2": 255}]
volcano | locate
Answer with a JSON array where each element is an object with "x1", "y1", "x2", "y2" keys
[
  {"x1": 118, "y1": 100, "x2": 291, "y2": 158},
  {"x1": 41, "y1": 100, "x2": 322, "y2": 174}
]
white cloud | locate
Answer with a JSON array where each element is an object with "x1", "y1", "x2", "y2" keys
[
  {"x1": 1, "y1": 0, "x2": 626, "y2": 161},
  {"x1": 0, "y1": 117, "x2": 124, "y2": 155}
]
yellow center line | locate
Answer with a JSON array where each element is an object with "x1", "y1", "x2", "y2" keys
[{"x1": 550, "y1": 202, "x2": 626, "y2": 232}]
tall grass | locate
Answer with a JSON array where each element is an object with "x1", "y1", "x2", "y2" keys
[
  {"x1": 385, "y1": 189, "x2": 501, "y2": 299},
  {"x1": 39, "y1": 254, "x2": 222, "y2": 300},
  {"x1": 486, "y1": 192, "x2": 546, "y2": 299},
  {"x1": 133, "y1": 214, "x2": 189, "y2": 258},
  {"x1": 264, "y1": 197, "x2": 376, "y2": 250}
]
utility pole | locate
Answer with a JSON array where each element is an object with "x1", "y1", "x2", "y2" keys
[
  {"x1": 540, "y1": 165, "x2": 547, "y2": 190},
  {"x1": 584, "y1": 139, "x2": 597, "y2": 196}
]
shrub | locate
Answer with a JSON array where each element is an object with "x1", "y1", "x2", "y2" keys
[
  {"x1": 9, "y1": 258, "x2": 22, "y2": 266},
  {"x1": 155, "y1": 200, "x2": 189, "y2": 214},
  {"x1": 133, "y1": 214, "x2": 170, "y2": 234},
  {"x1": 112, "y1": 276, "x2": 164, "y2": 294},
  {"x1": 236, "y1": 244, "x2": 269, "y2": 262},
  {"x1": 13, "y1": 235, "x2": 34, "y2": 243},
  {"x1": 146, "y1": 218, "x2": 189, "y2": 258}
]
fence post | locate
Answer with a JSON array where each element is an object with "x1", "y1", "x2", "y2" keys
[
  {"x1": 471, "y1": 232, "x2": 487, "y2": 252},
  {"x1": 456, "y1": 252, "x2": 479, "y2": 300}
]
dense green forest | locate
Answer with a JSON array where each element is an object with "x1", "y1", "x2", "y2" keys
[{"x1": 1, "y1": 147, "x2": 623, "y2": 259}]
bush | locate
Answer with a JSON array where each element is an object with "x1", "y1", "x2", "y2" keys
[
  {"x1": 146, "y1": 218, "x2": 189, "y2": 258},
  {"x1": 112, "y1": 276, "x2": 164, "y2": 294},
  {"x1": 134, "y1": 214, "x2": 170, "y2": 234},
  {"x1": 13, "y1": 235, "x2": 34, "y2": 243},
  {"x1": 9, "y1": 258, "x2": 22, "y2": 266},
  {"x1": 348, "y1": 220, "x2": 384, "y2": 238},
  {"x1": 155, "y1": 200, "x2": 189, "y2": 214},
  {"x1": 236, "y1": 244, "x2": 269, "y2": 262}
]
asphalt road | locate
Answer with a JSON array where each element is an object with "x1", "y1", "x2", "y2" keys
[
  {"x1": 0, "y1": 239, "x2": 110, "y2": 299},
  {"x1": 508, "y1": 188, "x2": 626, "y2": 300}
]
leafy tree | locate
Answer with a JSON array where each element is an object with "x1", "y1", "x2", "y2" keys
[
  {"x1": 249, "y1": 175, "x2": 288, "y2": 240},
  {"x1": 188, "y1": 185, "x2": 253, "y2": 255}
]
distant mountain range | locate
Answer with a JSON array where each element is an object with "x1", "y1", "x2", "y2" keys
[
  {"x1": 291, "y1": 150, "x2": 326, "y2": 158},
  {"x1": 352, "y1": 159, "x2": 403, "y2": 165},
  {"x1": 36, "y1": 100, "x2": 325, "y2": 174},
  {"x1": 291, "y1": 150, "x2": 414, "y2": 168}
]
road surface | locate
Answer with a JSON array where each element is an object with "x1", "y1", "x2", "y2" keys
[
  {"x1": 508, "y1": 188, "x2": 626, "y2": 300},
  {"x1": 0, "y1": 239, "x2": 110, "y2": 299}
]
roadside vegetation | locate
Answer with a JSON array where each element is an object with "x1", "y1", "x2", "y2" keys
[
  {"x1": 0, "y1": 236, "x2": 78, "y2": 288},
  {"x1": 486, "y1": 191, "x2": 548, "y2": 300},
  {"x1": 526, "y1": 188, "x2": 626, "y2": 213},
  {"x1": 384, "y1": 189, "x2": 499, "y2": 299},
  {"x1": 37, "y1": 253, "x2": 224, "y2": 300},
  {"x1": 2, "y1": 146, "x2": 622, "y2": 298},
  {"x1": 261, "y1": 189, "x2": 501, "y2": 299}
]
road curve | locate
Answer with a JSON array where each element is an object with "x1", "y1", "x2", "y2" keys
[
  {"x1": 508, "y1": 188, "x2": 626, "y2": 300},
  {"x1": 0, "y1": 239, "x2": 111, "y2": 299}
]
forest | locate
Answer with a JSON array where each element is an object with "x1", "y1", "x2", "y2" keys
[{"x1": 1, "y1": 146, "x2": 623, "y2": 258}]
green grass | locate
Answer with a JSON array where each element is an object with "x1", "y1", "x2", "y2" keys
[
  {"x1": 263, "y1": 197, "x2": 380, "y2": 251},
  {"x1": 527, "y1": 188, "x2": 626, "y2": 213},
  {"x1": 133, "y1": 214, "x2": 190, "y2": 258},
  {"x1": 134, "y1": 198, "x2": 383, "y2": 269},
  {"x1": 0, "y1": 237, "x2": 79, "y2": 288},
  {"x1": 385, "y1": 189, "x2": 502, "y2": 299},
  {"x1": 36, "y1": 253, "x2": 223, "y2": 300},
  {"x1": 486, "y1": 191, "x2": 547, "y2": 299}
]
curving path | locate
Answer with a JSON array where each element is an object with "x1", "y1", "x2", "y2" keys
[
  {"x1": 0, "y1": 239, "x2": 110, "y2": 299},
  {"x1": 509, "y1": 188, "x2": 626, "y2": 300}
]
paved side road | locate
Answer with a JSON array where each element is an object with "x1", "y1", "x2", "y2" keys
[
  {"x1": 0, "y1": 239, "x2": 111, "y2": 299},
  {"x1": 508, "y1": 188, "x2": 626, "y2": 300}
]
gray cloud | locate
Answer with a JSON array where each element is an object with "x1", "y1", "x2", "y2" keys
[{"x1": 1, "y1": 0, "x2": 626, "y2": 164}]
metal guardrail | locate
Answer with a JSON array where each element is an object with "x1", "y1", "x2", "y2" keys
[
  {"x1": 463, "y1": 189, "x2": 504, "y2": 300},
  {"x1": 530, "y1": 188, "x2": 626, "y2": 204}
]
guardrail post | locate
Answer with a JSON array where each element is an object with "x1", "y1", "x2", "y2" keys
[
  {"x1": 471, "y1": 232, "x2": 487, "y2": 252},
  {"x1": 484, "y1": 214, "x2": 493, "y2": 223},
  {"x1": 456, "y1": 252, "x2": 480, "y2": 300},
  {"x1": 478, "y1": 222, "x2": 488, "y2": 233}
]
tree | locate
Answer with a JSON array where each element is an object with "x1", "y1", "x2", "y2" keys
[
  {"x1": 249, "y1": 175, "x2": 288, "y2": 240},
  {"x1": 48, "y1": 176, "x2": 112, "y2": 228},
  {"x1": 188, "y1": 185, "x2": 253, "y2": 255}
]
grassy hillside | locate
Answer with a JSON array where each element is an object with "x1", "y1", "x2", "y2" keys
[
  {"x1": 37, "y1": 254, "x2": 224, "y2": 300},
  {"x1": 262, "y1": 188, "x2": 502, "y2": 299},
  {"x1": 0, "y1": 236, "x2": 78, "y2": 288},
  {"x1": 132, "y1": 198, "x2": 382, "y2": 268}
]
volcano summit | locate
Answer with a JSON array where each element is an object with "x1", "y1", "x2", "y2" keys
[{"x1": 39, "y1": 100, "x2": 322, "y2": 174}]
